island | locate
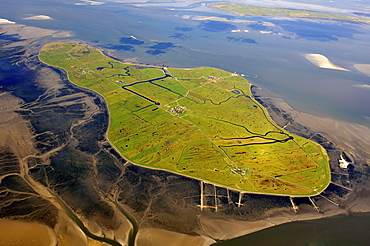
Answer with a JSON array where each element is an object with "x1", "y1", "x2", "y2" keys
[
  {"x1": 39, "y1": 42, "x2": 330, "y2": 196},
  {"x1": 210, "y1": 3, "x2": 370, "y2": 24}
]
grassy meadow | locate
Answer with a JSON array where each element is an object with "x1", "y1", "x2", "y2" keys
[
  {"x1": 39, "y1": 42, "x2": 330, "y2": 196},
  {"x1": 210, "y1": 3, "x2": 370, "y2": 24}
]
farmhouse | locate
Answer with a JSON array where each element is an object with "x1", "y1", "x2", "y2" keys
[{"x1": 339, "y1": 154, "x2": 350, "y2": 169}]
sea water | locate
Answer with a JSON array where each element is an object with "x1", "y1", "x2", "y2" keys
[
  {"x1": 216, "y1": 214, "x2": 370, "y2": 246},
  {"x1": 1, "y1": 0, "x2": 370, "y2": 126},
  {"x1": 1, "y1": 0, "x2": 370, "y2": 245}
]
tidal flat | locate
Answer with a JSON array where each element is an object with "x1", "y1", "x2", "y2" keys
[
  {"x1": 1, "y1": 19, "x2": 370, "y2": 246},
  {"x1": 0, "y1": 219, "x2": 56, "y2": 246}
]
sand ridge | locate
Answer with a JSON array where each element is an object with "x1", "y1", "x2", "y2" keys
[
  {"x1": 306, "y1": 54, "x2": 349, "y2": 71},
  {"x1": 23, "y1": 15, "x2": 53, "y2": 20},
  {"x1": 0, "y1": 18, "x2": 16, "y2": 24}
]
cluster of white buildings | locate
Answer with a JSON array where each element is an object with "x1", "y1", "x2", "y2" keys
[{"x1": 170, "y1": 106, "x2": 185, "y2": 115}]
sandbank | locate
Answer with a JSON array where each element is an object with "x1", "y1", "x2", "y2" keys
[
  {"x1": 260, "y1": 31, "x2": 273, "y2": 34},
  {"x1": 136, "y1": 228, "x2": 216, "y2": 246},
  {"x1": 354, "y1": 64, "x2": 370, "y2": 76},
  {"x1": 306, "y1": 54, "x2": 349, "y2": 71},
  {"x1": 0, "y1": 219, "x2": 56, "y2": 246},
  {"x1": 231, "y1": 29, "x2": 249, "y2": 32},
  {"x1": 75, "y1": 0, "x2": 105, "y2": 5},
  {"x1": 193, "y1": 16, "x2": 229, "y2": 21},
  {"x1": 0, "y1": 23, "x2": 72, "y2": 44},
  {"x1": 354, "y1": 84, "x2": 370, "y2": 89},
  {"x1": 0, "y1": 18, "x2": 15, "y2": 24},
  {"x1": 23, "y1": 15, "x2": 52, "y2": 20}
]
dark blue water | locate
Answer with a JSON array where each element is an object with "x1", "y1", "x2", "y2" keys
[
  {"x1": 199, "y1": 20, "x2": 237, "y2": 32},
  {"x1": 216, "y1": 214, "x2": 370, "y2": 246},
  {"x1": 0, "y1": 33, "x2": 22, "y2": 41},
  {"x1": 119, "y1": 36, "x2": 145, "y2": 45},
  {"x1": 227, "y1": 37, "x2": 258, "y2": 44}
]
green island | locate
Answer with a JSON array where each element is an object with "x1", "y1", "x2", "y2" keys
[
  {"x1": 39, "y1": 42, "x2": 330, "y2": 196},
  {"x1": 210, "y1": 3, "x2": 370, "y2": 24}
]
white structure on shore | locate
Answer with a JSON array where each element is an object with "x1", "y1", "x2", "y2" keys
[{"x1": 339, "y1": 153, "x2": 350, "y2": 169}]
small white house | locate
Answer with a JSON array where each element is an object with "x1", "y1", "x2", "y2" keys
[{"x1": 339, "y1": 154, "x2": 350, "y2": 169}]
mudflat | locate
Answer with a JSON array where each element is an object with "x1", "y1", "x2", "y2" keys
[{"x1": 0, "y1": 219, "x2": 56, "y2": 246}]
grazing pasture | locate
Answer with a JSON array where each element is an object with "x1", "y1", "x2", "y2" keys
[{"x1": 39, "y1": 42, "x2": 330, "y2": 196}]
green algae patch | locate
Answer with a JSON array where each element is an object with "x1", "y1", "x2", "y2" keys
[{"x1": 39, "y1": 42, "x2": 330, "y2": 196}]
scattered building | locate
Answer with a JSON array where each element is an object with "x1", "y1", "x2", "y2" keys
[
  {"x1": 339, "y1": 153, "x2": 350, "y2": 169},
  {"x1": 170, "y1": 106, "x2": 185, "y2": 115},
  {"x1": 230, "y1": 167, "x2": 247, "y2": 176}
]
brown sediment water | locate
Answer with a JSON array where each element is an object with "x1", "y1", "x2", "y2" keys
[{"x1": 0, "y1": 219, "x2": 56, "y2": 246}]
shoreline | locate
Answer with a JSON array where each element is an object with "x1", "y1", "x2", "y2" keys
[
  {"x1": 3, "y1": 29, "x2": 370, "y2": 245},
  {"x1": 202, "y1": 204, "x2": 349, "y2": 243},
  {"x1": 38, "y1": 42, "x2": 360, "y2": 244},
  {"x1": 98, "y1": 47, "x2": 361, "y2": 244},
  {"x1": 199, "y1": 86, "x2": 370, "y2": 243}
]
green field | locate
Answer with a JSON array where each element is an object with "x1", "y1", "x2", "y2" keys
[
  {"x1": 39, "y1": 42, "x2": 331, "y2": 196},
  {"x1": 210, "y1": 3, "x2": 370, "y2": 24}
]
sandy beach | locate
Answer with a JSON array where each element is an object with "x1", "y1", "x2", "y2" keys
[
  {"x1": 23, "y1": 15, "x2": 52, "y2": 20},
  {"x1": 306, "y1": 54, "x2": 349, "y2": 71},
  {"x1": 0, "y1": 18, "x2": 16, "y2": 24}
]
